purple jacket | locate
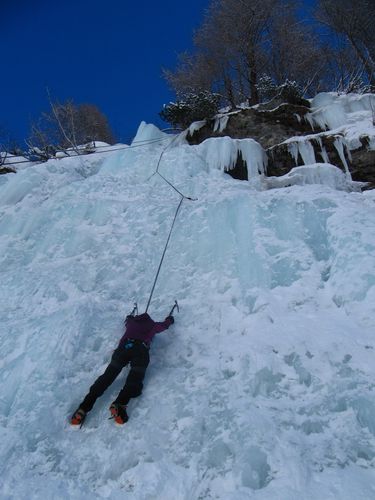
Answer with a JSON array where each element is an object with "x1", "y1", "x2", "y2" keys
[{"x1": 118, "y1": 313, "x2": 173, "y2": 348}]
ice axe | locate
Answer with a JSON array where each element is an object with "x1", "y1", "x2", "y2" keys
[
  {"x1": 168, "y1": 300, "x2": 179, "y2": 317},
  {"x1": 125, "y1": 303, "x2": 138, "y2": 324},
  {"x1": 130, "y1": 302, "x2": 138, "y2": 316}
]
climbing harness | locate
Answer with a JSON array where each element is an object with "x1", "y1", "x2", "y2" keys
[{"x1": 123, "y1": 339, "x2": 149, "y2": 350}]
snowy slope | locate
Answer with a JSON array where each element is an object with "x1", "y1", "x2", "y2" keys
[{"x1": 1, "y1": 120, "x2": 375, "y2": 499}]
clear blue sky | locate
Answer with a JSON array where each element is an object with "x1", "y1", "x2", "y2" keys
[
  {"x1": 1, "y1": 0, "x2": 210, "y2": 144},
  {"x1": 2, "y1": 0, "x2": 316, "y2": 145}
]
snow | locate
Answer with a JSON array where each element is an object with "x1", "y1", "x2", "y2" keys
[
  {"x1": 0, "y1": 152, "x2": 35, "y2": 170},
  {"x1": 1, "y1": 121, "x2": 375, "y2": 499},
  {"x1": 265, "y1": 163, "x2": 362, "y2": 191},
  {"x1": 132, "y1": 121, "x2": 171, "y2": 145},
  {"x1": 271, "y1": 92, "x2": 375, "y2": 177},
  {"x1": 306, "y1": 92, "x2": 375, "y2": 151}
]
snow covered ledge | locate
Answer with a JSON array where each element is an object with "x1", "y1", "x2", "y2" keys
[{"x1": 265, "y1": 163, "x2": 364, "y2": 192}]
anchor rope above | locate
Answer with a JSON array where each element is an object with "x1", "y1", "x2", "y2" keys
[{"x1": 144, "y1": 133, "x2": 197, "y2": 312}]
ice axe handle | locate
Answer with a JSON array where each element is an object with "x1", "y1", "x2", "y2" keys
[
  {"x1": 169, "y1": 300, "x2": 179, "y2": 317},
  {"x1": 130, "y1": 303, "x2": 138, "y2": 316}
]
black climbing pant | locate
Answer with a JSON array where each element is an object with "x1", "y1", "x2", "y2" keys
[{"x1": 80, "y1": 341, "x2": 150, "y2": 412}]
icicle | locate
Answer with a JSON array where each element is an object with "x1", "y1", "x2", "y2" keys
[
  {"x1": 333, "y1": 137, "x2": 351, "y2": 178},
  {"x1": 213, "y1": 115, "x2": 229, "y2": 133},
  {"x1": 287, "y1": 139, "x2": 316, "y2": 166},
  {"x1": 194, "y1": 137, "x2": 266, "y2": 178},
  {"x1": 305, "y1": 113, "x2": 316, "y2": 131},
  {"x1": 188, "y1": 120, "x2": 207, "y2": 136},
  {"x1": 298, "y1": 141, "x2": 316, "y2": 165},
  {"x1": 314, "y1": 137, "x2": 329, "y2": 163},
  {"x1": 287, "y1": 143, "x2": 299, "y2": 166},
  {"x1": 320, "y1": 146, "x2": 330, "y2": 163},
  {"x1": 238, "y1": 140, "x2": 267, "y2": 177}
]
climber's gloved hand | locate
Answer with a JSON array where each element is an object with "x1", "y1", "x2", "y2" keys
[{"x1": 166, "y1": 315, "x2": 174, "y2": 324}]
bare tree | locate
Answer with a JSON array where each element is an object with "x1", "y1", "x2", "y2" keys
[
  {"x1": 76, "y1": 104, "x2": 116, "y2": 145},
  {"x1": 48, "y1": 96, "x2": 81, "y2": 154},
  {"x1": 27, "y1": 98, "x2": 116, "y2": 158},
  {"x1": 263, "y1": 4, "x2": 324, "y2": 95},
  {"x1": 316, "y1": 0, "x2": 375, "y2": 85},
  {"x1": 0, "y1": 128, "x2": 6, "y2": 166},
  {"x1": 322, "y1": 41, "x2": 369, "y2": 93},
  {"x1": 164, "y1": 0, "x2": 325, "y2": 106},
  {"x1": 195, "y1": 0, "x2": 279, "y2": 104},
  {"x1": 163, "y1": 52, "x2": 219, "y2": 96},
  {"x1": 0, "y1": 126, "x2": 21, "y2": 172},
  {"x1": 26, "y1": 119, "x2": 59, "y2": 162},
  {"x1": 0, "y1": 126, "x2": 22, "y2": 156}
]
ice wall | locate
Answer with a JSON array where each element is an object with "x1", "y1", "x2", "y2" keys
[
  {"x1": 0, "y1": 125, "x2": 375, "y2": 500},
  {"x1": 132, "y1": 121, "x2": 172, "y2": 145}
]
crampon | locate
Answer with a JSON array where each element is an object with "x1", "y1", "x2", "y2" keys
[
  {"x1": 70, "y1": 408, "x2": 86, "y2": 427},
  {"x1": 109, "y1": 403, "x2": 129, "y2": 424}
]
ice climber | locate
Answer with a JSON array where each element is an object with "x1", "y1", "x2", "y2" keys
[{"x1": 70, "y1": 311, "x2": 174, "y2": 426}]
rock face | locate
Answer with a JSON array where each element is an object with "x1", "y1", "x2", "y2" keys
[
  {"x1": 188, "y1": 102, "x2": 312, "y2": 150},
  {"x1": 0, "y1": 166, "x2": 16, "y2": 175},
  {"x1": 268, "y1": 134, "x2": 348, "y2": 174},
  {"x1": 349, "y1": 137, "x2": 375, "y2": 189},
  {"x1": 187, "y1": 97, "x2": 375, "y2": 190}
]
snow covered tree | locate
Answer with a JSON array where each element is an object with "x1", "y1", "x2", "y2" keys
[
  {"x1": 256, "y1": 75, "x2": 278, "y2": 102},
  {"x1": 159, "y1": 91, "x2": 220, "y2": 128},
  {"x1": 256, "y1": 76, "x2": 306, "y2": 105},
  {"x1": 341, "y1": 76, "x2": 374, "y2": 95},
  {"x1": 277, "y1": 80, "x2": 303, "y2": 103}
]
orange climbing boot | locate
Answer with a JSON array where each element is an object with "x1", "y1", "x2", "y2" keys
[
  {"x1": 70, "y1": 408, "x2": 86, "y2": 427},
  {"x1": 109, "y1": 403, "x2": 129, "y2": 424}
]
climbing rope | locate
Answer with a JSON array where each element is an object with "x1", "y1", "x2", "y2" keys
[
  {"x1": 157, "y1": 171, "x2": 196, "y2": 200},
  {"x1": 145, "y1": 197, "x2": 184, "y2": 313},
  {"x1": 144, "y1": 133, "x2": 197, "y2": 312}
]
